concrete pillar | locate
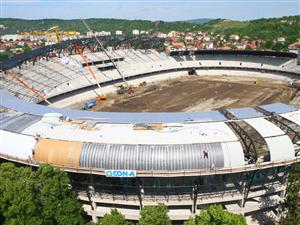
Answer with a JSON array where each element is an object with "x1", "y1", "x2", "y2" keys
[
  {"x1": 138, "y1": 179, "x2": 144, "y2": 210},
  {"x1": 240, "y1": 177, "x2": 247, "y2": 215},
  {"x1": 92, "y1": 214, "x2": 98, "y2": 223},
  {"x1": 192, "y1": 185, "x2": 198, "y2": 214}
]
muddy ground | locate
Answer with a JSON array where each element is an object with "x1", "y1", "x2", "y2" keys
[{"x1": 72, "y1": 75, "x2": 298, "y2": 112}]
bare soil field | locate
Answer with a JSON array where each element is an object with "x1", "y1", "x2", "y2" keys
[{"x1": 74, "y1": 75, "x2": 298, "y2": 112}]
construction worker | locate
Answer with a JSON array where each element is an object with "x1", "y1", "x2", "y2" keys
[{"x1": 203, "y1": 149, "x2": 209, "y2": 159}]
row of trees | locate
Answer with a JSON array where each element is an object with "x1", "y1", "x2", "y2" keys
[
  {"x1": 0, "y1": 163, "x2": 85, "y2": 225},
  {"x1": 87, "y1": 204, "x2": 247, "y2": 225},
  {"x1": 0, "y1": 162, "x2": 299, "y2": 225}
]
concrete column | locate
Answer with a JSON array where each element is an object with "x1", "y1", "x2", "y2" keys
[
  {"x1": 192, "y1": 185, "x2": 198, "y2": 214},
  {"x1": 92, "y1": 214, "x2": 98, "y2": 223},
  {"x1": 240, "y1": 177, "x2": 247, "y2": 215},
  {"x1": 138, "y1": 179, "x2": 144, "y2": 210}
]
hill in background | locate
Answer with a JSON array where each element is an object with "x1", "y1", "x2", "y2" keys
[
  {"x1": 186, "y1": 18, "x2": 212, "y2": 24},
  {"x1": 0, "y1": 16, "x2": 299, "y2": 39},
  {"x1": 0, "y1": 16, "x2": 299, "y2": 52}
]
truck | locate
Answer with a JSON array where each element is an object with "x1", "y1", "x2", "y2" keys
[{"x1": 82, "y1": 99, "x2": 96, "y2": 110}]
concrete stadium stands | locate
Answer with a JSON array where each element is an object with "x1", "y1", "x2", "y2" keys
[{"x1": 1, "y1": 49, "x2": 299, "y2": 104}]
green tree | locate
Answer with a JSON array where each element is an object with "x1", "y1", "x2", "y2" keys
[
  {"x1": 264, "y1": 40, "x2": 273, "y2": 49},
  {"x1": 97, "y1": 209, "x2": 132, "y2": 225},
  {"x1": 184, "y1": 205, "x2": 246, "y2": 225},
  {"x1": 0, "y1": 163, "x2": 85, "y2": 225},
  {"x1": 139, "y1": 203, "x2": 171, "y2": 225},
  {"x1": 0, "y1": 163, "x2": 43, "y2": 225},
  {"x1": 0, "y1": 48, "x2": 13, "y2": 61},
  {"x1": 281, "y1": 163, "x2": 300, "y2": 225},
  {"x1": 36, "y1": 164, "x2": 84, "y2": 225},
  {"x1": 184, "y1": 217, "x2": 196, "y2": 225},
  {"x1": 23, "y1": 43, "x2": 32, "y2": 52}
]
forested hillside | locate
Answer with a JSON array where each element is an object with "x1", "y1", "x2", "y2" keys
[{"x1": 0, "y1": 16, "x2": 299, "y2": 43}]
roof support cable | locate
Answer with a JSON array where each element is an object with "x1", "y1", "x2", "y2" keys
[
  {"x1": 80, "y1": 18, "x2": 129, "y2": 86},
  {"x1": 5, "y1": 70, "x2": 51, "y2": 105}
]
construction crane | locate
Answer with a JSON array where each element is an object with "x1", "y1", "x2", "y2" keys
[
  {"x1": 20, "y1": 27, "x2": 78, "y2": 44},
  {"x1": 80, "y1": 18, "x2": 129, "y2": 86},
  {"x1": 47, "y1": 26, "x2": 61, "y2": 44},
  {"x1": 5, "y1": 70, "x2": 51, "y2": 105},
  {"x1": 74, "y1": 44, "x2": 106, "y2": 101}
]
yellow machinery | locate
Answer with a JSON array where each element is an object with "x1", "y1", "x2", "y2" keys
[
  {"x1": 47, "y1": 26, "x2": 61, "y2": 44},
  {"x1": 20, "y1": 26, "x2": 78, "y2": 44}
]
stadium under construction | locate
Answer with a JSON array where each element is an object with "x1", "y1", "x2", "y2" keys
[{"x1": 0, "y1": 36, "x2": 300, "y2": 223}]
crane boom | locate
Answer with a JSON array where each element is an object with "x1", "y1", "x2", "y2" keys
[
  {"x1": 74, "y1": 44, "x2": 104, "y2": 96},
  {"x1": 5, "y1": 70, "x2": 51, "y2": 105},
  {"x1": 48, "y1": 26, "x2": 61, "y2": 44},
  {"x1": 80, "y1": 18, "x2": 128, "y2": 86}
]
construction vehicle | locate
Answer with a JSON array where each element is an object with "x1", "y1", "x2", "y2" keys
[
  {"x1": 96, "y1": 95, "x2": 107, "y2": 101},
  {"x1": 127, "y1": 87, "x2": 134, "y2": 94},
  {"x1": 117, "y1": 86, "x2": 128, "y2": 95},
  {"x1": 82, "y1": 99, "x2": 96, "y2": 110},
  {"x1": 139, "y1": 81, "x2": 147, "y2": 87},
  {"x1": 116, "y1": 83, "x2": 128, "y2": 94},
  {"x1": 116, "y1": 83, "x2": 135, "y2": 95}
]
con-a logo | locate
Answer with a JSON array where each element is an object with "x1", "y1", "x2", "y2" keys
[{"x1": 105, "y1": 170, "x2": 136, "y2": 177}]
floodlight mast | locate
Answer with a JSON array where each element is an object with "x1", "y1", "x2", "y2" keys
[{"x1": 80, "y1": 18, "x2": 129, "y2": 86}]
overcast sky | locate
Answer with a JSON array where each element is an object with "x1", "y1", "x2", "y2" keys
[{"x1": 0, "y1": 0, "x2": 299, "y2": 21}]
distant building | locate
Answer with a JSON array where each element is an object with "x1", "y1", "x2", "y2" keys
[
  {"x1": 132, "y1": 29, "x2": 140, "y2": 35},
  {"x1": 115, "y1": 30, "x2": 123, "y2": 36},
  {"x1": 16, "y1": 41, "x2": 25, "y2": 47},
  {"x1": 168, "y1": 31, "x2": 177, "y2": 38},
  {"x1": 155, "y1": 32, "x2": 167, "y2": 38},
  {"x1": 277, "y1": 37, "x2": 286, "y2": 43},
  {"x1": 203, "y1": 36, "x2": 211, "y2": 42},
  {"x1": 288, "y1": 39, "x2": 300, "y2": 53},
  {"x1": 185, "y1": 35, "x2": 194, "y2": 43},
  {"x1": 140, "y1": 30, "x2": 149, "y2": 35},
  {"x1": 170, "y1": 41, "x2": 185, "y2": 50},
  {"x1": 236, "y1": 43, "x2": 246, "y2": 50},
  {"x1": 1, "y1": 34, "x2": 20, "y2": 42},
  {"x1": 203, "y1": 42, "x2": 214, "y2": 50},
  {"x1": 95, "y1": 31, "x2": 111, "y2": 36},
  {"x1": 230, "y1": 34, "x2": 240, "y2": 41},
  {"x1": 86, "y1": 31, "x2": 94, "y2": 37}
]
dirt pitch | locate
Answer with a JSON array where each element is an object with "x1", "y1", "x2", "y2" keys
[{"x1": 81, "y1": 75, "x2": 297, "y2": 112}]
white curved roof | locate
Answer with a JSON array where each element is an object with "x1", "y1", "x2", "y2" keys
[
  {"x1": 280, "y1": 110, "x2": 300, "y2": 126},
  {"x1": 21, "y1": 120, "x2": 238, "y2": 145},
  {"x1": 0, "y1": 130, "x2": 36, "y2": 159}
]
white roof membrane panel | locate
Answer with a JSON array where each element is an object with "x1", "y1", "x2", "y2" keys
[
  {"x1": 244, "y1": 118, "x2": 285, "y2": 137},
  {"x1": 280, "y1": 110, "x2": 300, "y2": 126},
  {"x1": 22, "y1": 121, "x2": 239, "y2": 145},
  {"x1": 0, "y1": 130, "x2": 36, "y2": 160},
  {"x1": 264, "y1": 135, "x2": 295, "y2": 161},
  {"x1": 221, "y1": 142, "x2": 245, "y2": 167}
]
